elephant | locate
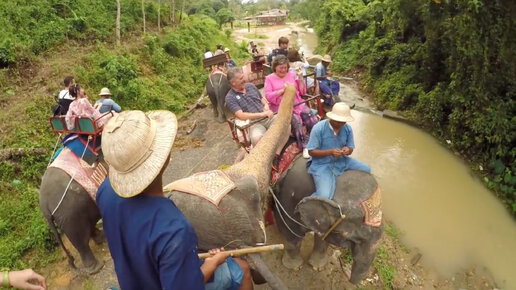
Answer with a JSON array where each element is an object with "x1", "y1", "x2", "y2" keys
[
  {"x1": 39, "y1": 166, "x2": 105, "y2": 274},
  {"x1": 163, "y1": 85, "x2": 298, "y2": 290},
  {"x1": 205, "y1": 71, "x2": 230, "y2": 123},
  {"x1": 272, "y1": 157, "x2": 383, "y2": 284}
]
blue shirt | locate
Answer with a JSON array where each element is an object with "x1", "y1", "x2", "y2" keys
[
  {"x1": 306, "y1": 119, "x2": 355, "y2": 175},
  {"x1": 315, "y1": 62, "x2": 327, "y2": 79},
  {"x1": 96, "y1": 179, "x2": 205, "y2": 290},
  {"x1": 225, "y1": 83, "x2": 264, "y2": 114},
  {"x1": 95, "y1": 98, "x2": 121, "y2": 113}
]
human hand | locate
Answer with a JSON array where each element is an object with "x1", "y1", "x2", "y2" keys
[
  {"x1": 204, "y1": 248, "x2": 230, "y2": 267},
  {"x1": 264, "y1": 109, "x2": 274, "y2": 119},
  {"x1": 8, "y1": 269, "x2": 46, "y2": 290},
  {"x1": 327, "y1": 72, "x2": 333, "y2": 77},
  {"x1": 329, "y1": 148, "x2": 344, "y2": 157},
  {"x1": 341, "y1": 147, "x2": 352, "y2": 155}
]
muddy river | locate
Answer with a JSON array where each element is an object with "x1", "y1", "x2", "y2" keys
[{"x1": 236, "y1": 23, "x2": 516, "y2": 289}]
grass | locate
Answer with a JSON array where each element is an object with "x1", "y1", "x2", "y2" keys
[{"x1": 373, "y1": 246, "x2": 396, "y2": 289}]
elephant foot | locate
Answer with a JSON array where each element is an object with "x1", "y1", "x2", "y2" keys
[
  {"x1": 281, "y1": 252, "x2": 303, "y2": 270},
  {"x1": 83, "y1": 260, "x2": 104, "y2": 275},
  {"x1": 92, "y1": 229, "x2": 105, "y2": 245},
  {"x1": 308, "y1": 250, "x2": 328, "y2": 271}
]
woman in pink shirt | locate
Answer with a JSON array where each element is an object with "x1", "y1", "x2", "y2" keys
[
  {"x1": 265, "y1": 55, "x2": 316, "y2": 152},
  {"x1": 65, "y1": 84, "x2": 110, "y2": 130}
]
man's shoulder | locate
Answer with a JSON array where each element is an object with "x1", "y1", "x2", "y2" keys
[{"x1": 313, "y1": 119, "x2": 328, "y2": 130}]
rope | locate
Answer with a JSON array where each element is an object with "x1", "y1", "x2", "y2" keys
[
  {"x1": 268, "y1": 187, "x2": 309, "y2": 239},
  {"x1": 47, "y1": 133, "x2": 62, "y2": 167},
  {"x1": 51, "y1": 136, "x2": 91, "y2": 216}
]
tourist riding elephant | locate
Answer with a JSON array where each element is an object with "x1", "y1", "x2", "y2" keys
[
  {"x1": 39, "y1": 163, "x2": 106, "y2": 274},
  {"x1": 272, "y1": 158, "x2": 383, "y2": 284},
  {"x1": 163, "y1": 85, "x2": 297, "y2": 290},
  {"x1": 205, "y1": 71, "x2": 230, "y2": 123}
]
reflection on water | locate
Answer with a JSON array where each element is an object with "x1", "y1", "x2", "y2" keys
[
  {"x1": 350, "y1": 111, "x2": 516, "y2": 289},
  {"x1": 298, "y1": 27, "x2": 318, "y2": 57}
]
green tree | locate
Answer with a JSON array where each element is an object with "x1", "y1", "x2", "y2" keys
[{"x1": 215, "y1": 7, "x2": 233, "y2": 28}]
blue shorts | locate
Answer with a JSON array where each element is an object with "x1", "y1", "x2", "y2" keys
[{"x1": 205, "y1": 257, "x2": 243, "y2": 290}]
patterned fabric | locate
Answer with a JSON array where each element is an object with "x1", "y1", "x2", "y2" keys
[
  {"x1": 360, "y1": 187, "x2": 382, "y2": 227},
  {"x1": 270, "y1": 143, "x2": 302, "y2": 185},
  {"x1": 163, "y1": 170, "x2": 236, "y2": 206},
  {"x1": 48, "y1": 147, "x2": 107, "y2": 201},
  {"x1": 65, "y1": 98, "x2": 104, "y2": 130}
]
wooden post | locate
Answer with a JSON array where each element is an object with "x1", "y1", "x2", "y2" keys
[
  {"x1": 116, "y1": 0, "x2": 120, "y2": 45},
  {"x1": 141, "y1": 0, "x2": 146, "y2": 34}
]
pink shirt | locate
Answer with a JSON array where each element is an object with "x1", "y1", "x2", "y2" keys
[
  {"x1": 65, "y1": 98, "x2": 107, "y2": 130},
  {"x1": 264, "y1": 71, "x2": 307, "y2": 116}
]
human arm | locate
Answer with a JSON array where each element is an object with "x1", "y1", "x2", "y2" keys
[
  {"x1": 264, "y1": 75, "x2": 285, "y2": 107},
  {"x1": 3, "y1": 269, "x2": 46, "y2": 290},
  {"x1": 200, "y1": 248, "x2": 231, "y2": 283},
  {"x1": 109, "y1": 99, "x2": 122, "y2": 113},
  {"x1": 234, "y1": 109, "x2": 273, "y2": 120}
]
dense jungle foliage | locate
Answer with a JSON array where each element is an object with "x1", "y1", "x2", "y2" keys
[
  {"x1": 293, "y1": 0, "x2": 516, "y2": 213},
  {"x1": 0, "y1": 0, "x2": 249, "y2": 269}
]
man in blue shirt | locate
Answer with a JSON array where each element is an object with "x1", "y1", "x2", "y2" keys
[
  {"x1": 306, "y1": 103, "x2": 370, "y2": 200},
  {"x1": 94, "y1": 88, "x2": 122, "y2": 114},
  {"x1": 97, "y1": 110, "x2": 252, "y2": 290},
  {"x1": 315, "y1": 54, "x2": 340, "y2": 106}
]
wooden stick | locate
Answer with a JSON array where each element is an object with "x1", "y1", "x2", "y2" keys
[
  {"x1": 198, "y1": 244, "x2": 284, "y2": 259},
  {"x1": 322, "y1": 215, "x2": 346, "y2": 241}
]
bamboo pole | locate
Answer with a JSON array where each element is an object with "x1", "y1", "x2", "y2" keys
[{"x1": 198, "y1": 244, "x2": 284, "y2": 259}]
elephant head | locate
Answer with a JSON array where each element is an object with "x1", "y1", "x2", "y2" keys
[
  {"x1": 165, "y1": 85, "x2": 296, "y2": 289},
  {"x1": 273, "y1": 158, "x2": 383, "y2": 284}
]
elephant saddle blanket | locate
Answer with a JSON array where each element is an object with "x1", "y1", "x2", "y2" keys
[
  {"x1": 163, "y1": 170, "x2": 235, "y2": 206},
  {"x1": 48, "y1": 147, "x2": 108, "y2": 201},
  {"x1": 270, "y1": 143, "x2": 302, "y2": 186}
]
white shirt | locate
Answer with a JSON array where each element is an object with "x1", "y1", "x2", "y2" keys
[
  {"x1": 204, "y1": 51, "x2": 214, "y2": 59},
  {"x1": 58, "y1": 89, "x2": 74, "y2": 100}
]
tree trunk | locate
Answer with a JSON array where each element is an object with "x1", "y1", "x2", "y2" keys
[
  {"x1": 179, "y1": 0, "x2": 184, "y2": 24},
  {"x1": 141, "y1": 0, "x2": 146, "y2": 34},
  {"x1": 116, "y1": 0, "x2": 121, "y2": 45},
  {"x1": 170, "y1": 0, "x2": 175, "y2": 24},
  {"x1": 157, "y1": 0, "x2": 161, "y2": 31}
]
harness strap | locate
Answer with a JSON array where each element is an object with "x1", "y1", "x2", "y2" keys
[{"x1": 268, "y1": 187, "x2": 309, "y2": 239}]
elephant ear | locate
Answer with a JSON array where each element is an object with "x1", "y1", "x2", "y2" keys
[{"x1": 295, "y1": 196, "x2": 344, "y2": 235}]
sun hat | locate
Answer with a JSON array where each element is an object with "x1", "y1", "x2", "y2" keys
[
  {"x1": 99, "y1": 87, "x2": 111, "y2": 96},
  {"x1": 326, "y1": 102, "x2": 354, "y2": 123},
  {"x1": 224, "y1": 48, "x2": 230, "y2": 52},
  {"x1": 101, "y1": 110, "x2": 178, "y2": 198},
  {"x1": 322, "y1": 54, "x2": 332, "y2": 63}
]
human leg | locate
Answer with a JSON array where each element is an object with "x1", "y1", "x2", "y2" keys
[
  {"x1": 249, "y1": 122, "x2": 267, "y2": 146},
  {"x1": 311, "y1": 171, "x2": 337, "y2": 200},
  {"x1": 205, "y1": 257, "x2": 250, "y2": 290},
  {"x1": 330, "y1": 80, "x2": 340, "y2": 97},
  {"x1": 291, "y1": 114, "x2": 305, "y2": 149},
  {"x1": 233, "y1": 258, "x2": 253, "y2": 290},
  {"x1": 345, "y1": 157, "x2": 371, "y2": 173}
]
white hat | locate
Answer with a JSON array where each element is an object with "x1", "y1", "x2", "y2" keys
[
  {"x1": 224, "y1": 48, "x2": 230, "y2": 52},
  {"x1": 322, "y1": 54, "x2": 332, "y2": 63},
  {"x1": 326, "y1": 102, "x2": 354, "y2": 123},
  {"x1": 101, "y1": 110, "x2": 178, "y2": 198},
  {"x1": 99, "y1": 87, "x2": 111, "y2": 96}
]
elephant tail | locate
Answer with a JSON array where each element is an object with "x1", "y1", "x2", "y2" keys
[
  {"x1": 247, "y1": 253, "x2": 287, "y2": 290},
  {"x1": 43, "y1": 212, "x2": 76, "y2": 269}
]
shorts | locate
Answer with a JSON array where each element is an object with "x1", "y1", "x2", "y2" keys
[
  {"x1": 249, "y1": 116, "x2": 276, "y2": 146},
  {"x1": 205, "y1": 257, "x2": 243, "y2": 290}
]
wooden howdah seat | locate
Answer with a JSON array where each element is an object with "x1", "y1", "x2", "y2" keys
[{"x1": 49, "y1": 112, "x2": 112, "y2": 154}]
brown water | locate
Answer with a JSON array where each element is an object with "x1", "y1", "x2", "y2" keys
[{"x1": 349, "y1": 111, "x2": 516, "y2": 289}]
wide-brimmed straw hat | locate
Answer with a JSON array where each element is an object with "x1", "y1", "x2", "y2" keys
[
  {"x1": 326, "y1": 102, "x2": 354, "y2": 123},
  {"x1": 101, "y1": 110, "x2": 177, "y2": 198},
  {"x1": 99, "y1": 87, "x2": 111, "y2": 96},
  {"x1": 224, "y1": 48, "x2": 230, "y2": 52},
  {"x1": 322, "y1": 54, "x2": 332, "y2": 63}
]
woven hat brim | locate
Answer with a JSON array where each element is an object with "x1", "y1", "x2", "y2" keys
[
  {"x1": 326, "y1": 112, "x2": 354, "y2": 123},
  {"x1": 108, "y1": 111, "x2": 177, "y2": 198}
]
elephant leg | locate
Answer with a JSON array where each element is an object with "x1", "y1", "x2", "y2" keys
[
  {"x1": 91, "y1": 225, "x2": 104, "y2": 245},
  {"x1": 60, "y1": 218, "x2": 103, "y2": 274},
  {"x1": 281, "y1": 240, "x2": 304, "y2": 270},
  {"x1": 308, "y1": 234, "x2": 329, "y2": 271},
  {"x1": 349, "y1": 239, "x2": 378, "y2": 284},
  {"x1": 216, "y1": 103, "x2": 225, "y2": 123},
  {"x1": 247, "y1": 254, "x2": 287, "y2": 290}
]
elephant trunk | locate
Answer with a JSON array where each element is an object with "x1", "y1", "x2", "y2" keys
[
  {"x1": 225, "y1": 85, "x2": 295, "y2": 201},
  {"x1": 247, "y1": 253, "x2": 288, "y2": 290}
]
